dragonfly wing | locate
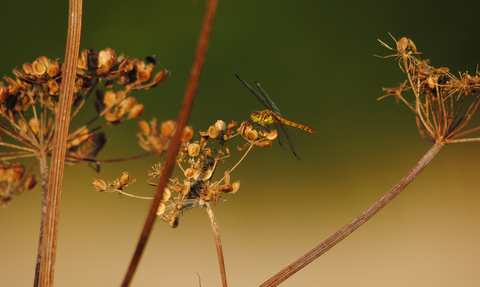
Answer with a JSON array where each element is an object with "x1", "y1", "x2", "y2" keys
[
  {"x1": 255, "y1": 82, "x2": 283, "y2": 117},
  {"x1": 235, "y1": 74, "x2": 273, "y2": 111},
  {"x1": 275, "y1": 122, "x2": 302, "y2": 161}
]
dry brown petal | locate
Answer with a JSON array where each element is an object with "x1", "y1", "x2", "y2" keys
[
  {"x1": 161, "y1": 188, "x2": 171, "y2": 202},
  {"x1": 87, "y1": 49, "x2": 99, "y2": 68},
  {"x1": 129, "y1": 104, "x2": 145, "y2": 119},
  {"x1": 103, "y1": 91, "x2": 117, "y2": 106},
  {"x1": 181, "y1": 126, "x2": 194, "y2": 142},
  {"x1": 183, "y1": 179, "x2": 191, "y2": 195},
  {"x1": 24, "y1": 175, "x2": 37, "y2": 191},
  {"x1": 231, "y1": 181, "x2": 241, "y2": 194},
  {"x1": 120, "y1": 172, "x2": 130, "y2": 186},
  {"x1": 161, "y1": 120, "x2": 177, "y2": 137},
  {"x1": 96, "y1": 68, "x2": 109, "y2": 77},
  {"x1": 138, "y1": 120, "x2": 151, "y2": 136},
  {"x1": 184, "y1": 167, "x2": 195, "y2": 178},
  {"x1": 28, "y1": 118, "x2": 40, "y2": 136},
  {"x1": 227, "y1": 121, "x2": 238, "y2": 131},
  {"x1": 91, "y1": 178, "x2": 107, "y2": 192},
  {"x1": 124, "y1": 97, "x2": 137, "y2": 110},
  {"x1": 99, "y1": 48, "x2": 116, "y2": 67},
  {"x1": 156, "y1": 202, "x2": 166, "y2": 216},
  {"x1": 114, "y1": 107, "x2": 126, "y2": 119},
  {"x1": 48, "y1": 79, "x2": 59, "y2": 94},
  {"x1": 23, "y1": 63, "x2": 34, "y2": 75},
  {"x1": 47, "y1": 59, "x2": 60, "y2": 78},
  {"x1": 18, "y1": 119, "x2": 28, "y2": 134},
  {"x1": 215, "y1": 120, "x2": 226, "y2": 132},
  {"x1": 208, "y1": 125, "x2": 220, "y2": 139},
  {"x1": 137, "y1": 68, "x2": 152, "y2": 83},
  {"x1": 188, "y1": 142, "x2": 200, "y2": 157},
  {"x1": 218, "y1": 184, "x2": 233, "y2": 193},
  {"x1": 147, "y1": 70, "x2": 169, "y2": 89},
  {"x1": 32, "y1": 58, "x2": 47, "y2": 75},
  {"x1": 116, "y1": 90, "x2": 127, "y2": 102},
  {"x1": 224, "y1": 171, "x2": 230, "y2": 185},
  {"x1": 77, "y1": 56, "x2": 87, "y2": 70},
  {"x1": 266, "y1": 130, "x2": 278, "y2": 140},
  {"x1": 169, "y1": 214, "x2": 179, "y2": 228},
  {"x1": 246, "y1": 128, "x2": 258, "y2": 140},
  {"x1": 257, "y1": 140, "x2": 272, "y2": 147},
  {"x1": 397, "y1": 37, "x2": 408, "y2": 53},
  {"x1": 9, "y1": 163, "x2": 25, "y2": 182}
]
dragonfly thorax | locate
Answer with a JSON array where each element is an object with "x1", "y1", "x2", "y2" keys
[{"x1": 251, "y1": 110, "x2": 275, "y2": 125}]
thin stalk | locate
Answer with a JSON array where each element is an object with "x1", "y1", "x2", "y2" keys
[
  {"x1": 205, "y1": 202, "x2": 228, "y2": 287},
  {"x1": 33, "y1": 154, "x2": 49, "y2": 287},
  {"x1": 37, "y1": 1, "x2": 82, "y2": 286},
  {"x1": 120, "y1": 0, "x2": 218, "y2": 286},
  {"x1": 260, "y1": 140, "x2": 445, "y2": 287}
]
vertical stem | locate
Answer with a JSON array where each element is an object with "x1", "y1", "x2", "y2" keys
[
  {"x1": 121, "y1": 0, "x2": 218, "y2": 286},
  {"x1": 205, "y1": 202, "x2": 228, "y2": 287},
  {"x1": 37, "y1": 1, "x2": 82, "y2": 286},
  {"x1": 33, "y1": 153, "x2": 49, "y2": 287}
]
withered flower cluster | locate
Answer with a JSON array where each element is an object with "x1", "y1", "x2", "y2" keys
[
  {"x1": 92, "y1": 118, "x2": 279, "y2": 228},
  {"x1": 379, "y1": 35, "x2": 480, "y2": 143},
  {"x1": 137, "y1": 119, "x2": 194, "y2": 156},
  {"x1": 0, "y1": 162, "x2": 37, "y2": 207},
  {"x1": 0, "y1": 48, "x2": 169, "y2": 205}
]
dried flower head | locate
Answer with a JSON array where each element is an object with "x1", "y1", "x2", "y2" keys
[{"x1": 378, "y1": 34, "x2": 480, "y2": 144}]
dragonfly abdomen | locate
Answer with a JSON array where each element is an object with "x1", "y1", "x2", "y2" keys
[{"x1": 270, "y1": 112, "x2": 316, "y2": 134}]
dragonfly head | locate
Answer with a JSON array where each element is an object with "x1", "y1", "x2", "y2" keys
[{"x1": 250, "y1": 110, "x2": 262, "y2": 123}]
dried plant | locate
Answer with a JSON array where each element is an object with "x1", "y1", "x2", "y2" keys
[
  {"x1": 91, "y1": 119, "x2": 281, "y2": 225},
  {"x1": 0, "y1": 44, "x2": 169, "y2": 286},
  {"x1": 259, "y1": 35, "x2": 480, "y2": 287},
  {"x1": 6, "y1": 0, "x2": 478, "y2": 285},
  {"x1": 0, "y1": 48, "x2": 168, "y2": 203},
  {"x1": 377, "y1": 34, "x2": 480, "y2": 144}
]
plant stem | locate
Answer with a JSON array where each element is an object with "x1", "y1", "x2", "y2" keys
[
  {"x1": 37, "y1": 1, "x2": 82, "y2": 286},
  {"x1": 33, "y1": 154, "x2": 49, "y2": 287},
  {"x1": 260, "y1": 140, "x2": 445, "y2": 287},
  {"x1": 205, "y1": 202, "x2": 228, "y2": 287},
  {"x1": 120, "y1": 0, "x2": 218, "y2": 286}
]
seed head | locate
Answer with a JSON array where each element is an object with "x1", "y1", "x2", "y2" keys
[
  {"x1": 208, "y1": 125, "x2": 220, "y2": 139},
  {"x1": 188, "y1": 142, "x2": 201, "y2": 157},
  {"x1": 91, "y1": 178, "x2": 107, "y2": 192},
  {"x1": 215, "y1": 120, "x2": 226, "y2": 132},
  {"x1": 24, "y1": 175, "x2": 38, "y2": 191},
  {"x1": 181, "y1": 126, "x2": 194, "y2": 142}
]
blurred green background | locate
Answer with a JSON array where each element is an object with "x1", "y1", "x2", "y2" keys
[{"x1": 1, "y1": 0, "x2": 480, "y2": 286}]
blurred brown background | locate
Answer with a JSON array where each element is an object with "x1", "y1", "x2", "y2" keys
[{"x1": 1, "y1": 1, "x2": 480, "y2": 286}]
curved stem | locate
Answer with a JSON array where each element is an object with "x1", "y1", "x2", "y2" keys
[{"x1": 260, "y1": 140, "x2": 445, "y2": 287}]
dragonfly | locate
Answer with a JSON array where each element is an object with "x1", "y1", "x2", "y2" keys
[{"x1": 235, "y1": 74, "x2": 315, "y2": 161}]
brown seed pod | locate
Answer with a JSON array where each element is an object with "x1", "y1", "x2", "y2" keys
[{"x1": 91, "y1": 178, "x2": 107, "y2": 192}]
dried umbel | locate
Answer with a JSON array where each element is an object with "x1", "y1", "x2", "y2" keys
[
  {"x1": 0, "y1": 163, "x2": 37, "y2": 207},
  {"x1": 94, "y1": 113, "x2": 298, "y2": 227},
  {"x1": 378, "y1": 34, "x2": 480, "y2": 143},
  {"x1": 137, "y1": 119, "x2": 193, "y2": 155},
  {"x1": 1, "y1": 48, "x2": 170, "y2": 205}
]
